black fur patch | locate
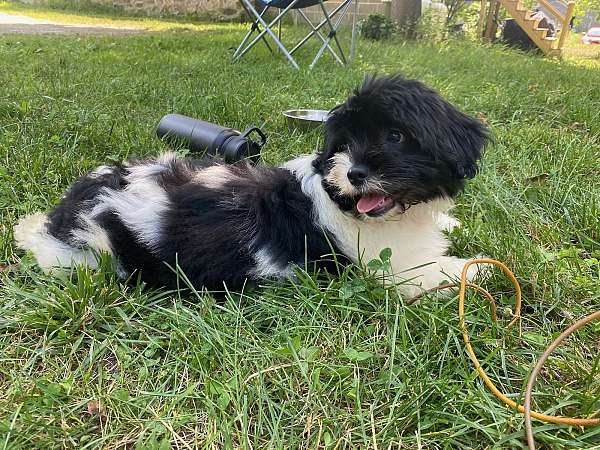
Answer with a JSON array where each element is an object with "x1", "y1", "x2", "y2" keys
[{"x1": 45, "y1": 160, "x2": 343, "y2": 292}]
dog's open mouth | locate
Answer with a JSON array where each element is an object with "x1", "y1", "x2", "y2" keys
[{"x1": 356, "y1": 194, "x2": 395, "y2": 217}]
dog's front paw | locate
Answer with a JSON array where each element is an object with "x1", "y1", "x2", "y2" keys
[
  {"x1": 435, "y1": 256, "x2": 489, "y2": 286},
  {"x1": 437, "y1": 213, "x2": 461, "y2": 233},
  {"x1": 446, "y1": 257, "x2": 491, "y2": 285},
  {"x1": 394, "y1": 256, "x2": 491, "y2": 303},
  {"x1": 465, "y1": 255, "x2": 493, "y2": 283}
]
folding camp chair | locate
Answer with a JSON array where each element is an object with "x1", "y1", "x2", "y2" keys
[{"x1": 233, "y1": 0, "x2": 359, "y2": 69}]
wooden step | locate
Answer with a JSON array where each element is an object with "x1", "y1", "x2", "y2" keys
[
  {"x1": 513, "y1": 10, "x2": 529, "y2": 21},
  {"x1": 536, "y1": 27, "x2": 549, "y2": 39},
  {"x1": 513, "y1": 8, "x2": 529, "y2": 19},
  {"x1": 499, "y1": 0, "x2": 562, "y2": 56},
  {"x1": 539, "y1": 36, "x2": 559, "y2": 51}
]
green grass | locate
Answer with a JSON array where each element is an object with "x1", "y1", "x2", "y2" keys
[{"x1": 1, "y1": 6, "x2": 600, "y2": 449}]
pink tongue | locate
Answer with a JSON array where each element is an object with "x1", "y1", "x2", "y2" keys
[{"x1": 357, "y1": 194, "x2": 389, "y2": 214}]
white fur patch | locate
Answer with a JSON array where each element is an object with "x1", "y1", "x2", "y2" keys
[
  {"x1": 436, "y1": 213, "x2": 461, "y2": 233},
  {"x1": 156, "y1": 152, "x2": 177, "y2": 165},
  {"x1": 363, "y1": 177, "x2": 388, "y2": 195},
  {"x1": 71, "y1": 214, "x2": 113, "y2": 253},
  {"x1": 194, "y1": 165, "x2": 238, "y2": 189},
  {"x1": 90, "y1": 165, "x2": 114, "y2": 178},
  {"x1": 13, "y1": 213, "x2": 100, "y2": 271},
  {"x1": 124, "y1": 152, "x2": 180, "y2": 182},
  {"x1": 126, "y1": 163, "x2": 167, "y2": 181},
  {"x1": 324, "y1": 152, "x2": 357, "y2": 196},
  {"x1": 89, "y1": 177, "x2": 169, "y2": 250},
  {"x1": 251, "y1": 247, "x2": 292, "y2": 278}
]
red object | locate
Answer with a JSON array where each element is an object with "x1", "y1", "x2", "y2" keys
[{"x1": 582, "y1": 27, "x2": 600, "y2": 44}]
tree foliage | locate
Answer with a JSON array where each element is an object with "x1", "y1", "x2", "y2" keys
[
  {"x1": 574, "y1": 0, "x2": 600, "y2": 20},
  {"x1": 443, "y1": 0, "x2": 468, "y2": 25}
]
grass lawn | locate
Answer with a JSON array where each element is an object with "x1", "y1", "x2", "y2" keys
[
  {"x1": 562, "y1": 31, "x2": 600, "y2": 67},
  {"x1": 1, "y1": 5, "x2": 600, "y2": 449}
]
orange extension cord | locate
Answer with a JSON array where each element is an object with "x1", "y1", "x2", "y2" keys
[{"x1": 418, "y1": 258, "x2": 600, "y2": 449}]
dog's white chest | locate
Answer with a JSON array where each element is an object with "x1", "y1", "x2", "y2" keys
[{"x1": 334, "y1": 204, "x2": 450, "y2": 274}]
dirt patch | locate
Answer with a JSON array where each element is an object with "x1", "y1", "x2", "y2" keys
[
  {"x1": 0, "y1": 12, "x2": 144, "y2": 34},
  {"x1": 0, "y1": 23, "x2": 144, "y2": 34},
  {"x1": 0, "y1": 23, "x2": 143, "y2": 34}
]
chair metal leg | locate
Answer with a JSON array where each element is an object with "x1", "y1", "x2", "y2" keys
[
  {"x1": 278, "y1": 12, "x2": 282, "y2": 53},
  {"x1": 310, "y1": 0, "x2": 354, "y2": 68},
  {"x1": 350, "y1": 0, "x2": 359, "y2": 61},
  {"x1": 234, "y1": 0, "x2": 303, "y2": 68},
  {"x1": 233, "y1": 3, "x2": 273, "y2": 59},
  {"x1": 288, "y1": 0, "x2": 348, "y2": 55},
  {"x1": 316, "y1": 0, "x2": 347, "y2": 64},
  {"x1": 295, "y1": 9, "x2": 343, "y2": 64},
  {"x1": 234, "y1": 28, "x2": 255, "y2": 59}
]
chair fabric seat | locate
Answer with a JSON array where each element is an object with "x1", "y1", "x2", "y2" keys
[{"x1": 258, "y1": 0, "x2": 324, "y2": 9}]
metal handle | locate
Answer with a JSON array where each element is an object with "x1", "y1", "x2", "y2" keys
[{"x1": 240, "y1": 125, "x2": 267, "y2": 149}]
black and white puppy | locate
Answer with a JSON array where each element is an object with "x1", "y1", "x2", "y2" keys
[{"x1": 14, "y1": 74, "x2": 489, "y2": 296}]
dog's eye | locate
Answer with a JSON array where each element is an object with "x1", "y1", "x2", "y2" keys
[{"x1": 388, "y1": 131, "x2": 405, "y2": 143}]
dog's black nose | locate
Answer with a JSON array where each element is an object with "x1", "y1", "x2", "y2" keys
[{"x1": 347, "y1": 165, "x2": 369, "y2": 185}]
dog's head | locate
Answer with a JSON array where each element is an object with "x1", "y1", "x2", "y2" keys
[{"x1": 313, "y1": 74, "x2": 489, "y2": 219}]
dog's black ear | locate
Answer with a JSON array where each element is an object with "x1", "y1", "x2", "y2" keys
[
  {"x1": 357, "y1": 73, "x2": 490, "y2": 179},
  {"x1": 422, "y1": 102, "x2": 489, "y2": 179}
]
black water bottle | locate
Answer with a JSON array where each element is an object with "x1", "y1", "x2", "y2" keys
[{"x1": 156, "y1": 114, "x2": 267, "y2": 163}]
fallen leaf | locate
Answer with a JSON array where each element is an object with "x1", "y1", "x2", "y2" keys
[
  {"x1": 0, "y1": 263, "x2": 18, "y2": 272},
  {"x1": 568, "y1": 122, "x2": 584, "y2": 130},
  {"x1": 87, "y1": 400, "x2": 106, "y2": 420}
]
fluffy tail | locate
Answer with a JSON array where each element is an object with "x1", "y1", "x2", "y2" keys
[
  {"x1": 13, "y1": 213, "x2": 95, "y2": 271},
  {"x1": 13, "y1": 213, "x2": 49, "y2": 252}
]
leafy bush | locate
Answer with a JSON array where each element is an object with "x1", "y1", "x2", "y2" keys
[
  {"x1": 416, "y1": 8, "x2": 447, "y2": 41},
  {"x1": 416, "y1": 2, "x2": 482, "y2": 41},
  {"x1": 359, "y1": 13, "x2": 397, "y2": 40}
]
